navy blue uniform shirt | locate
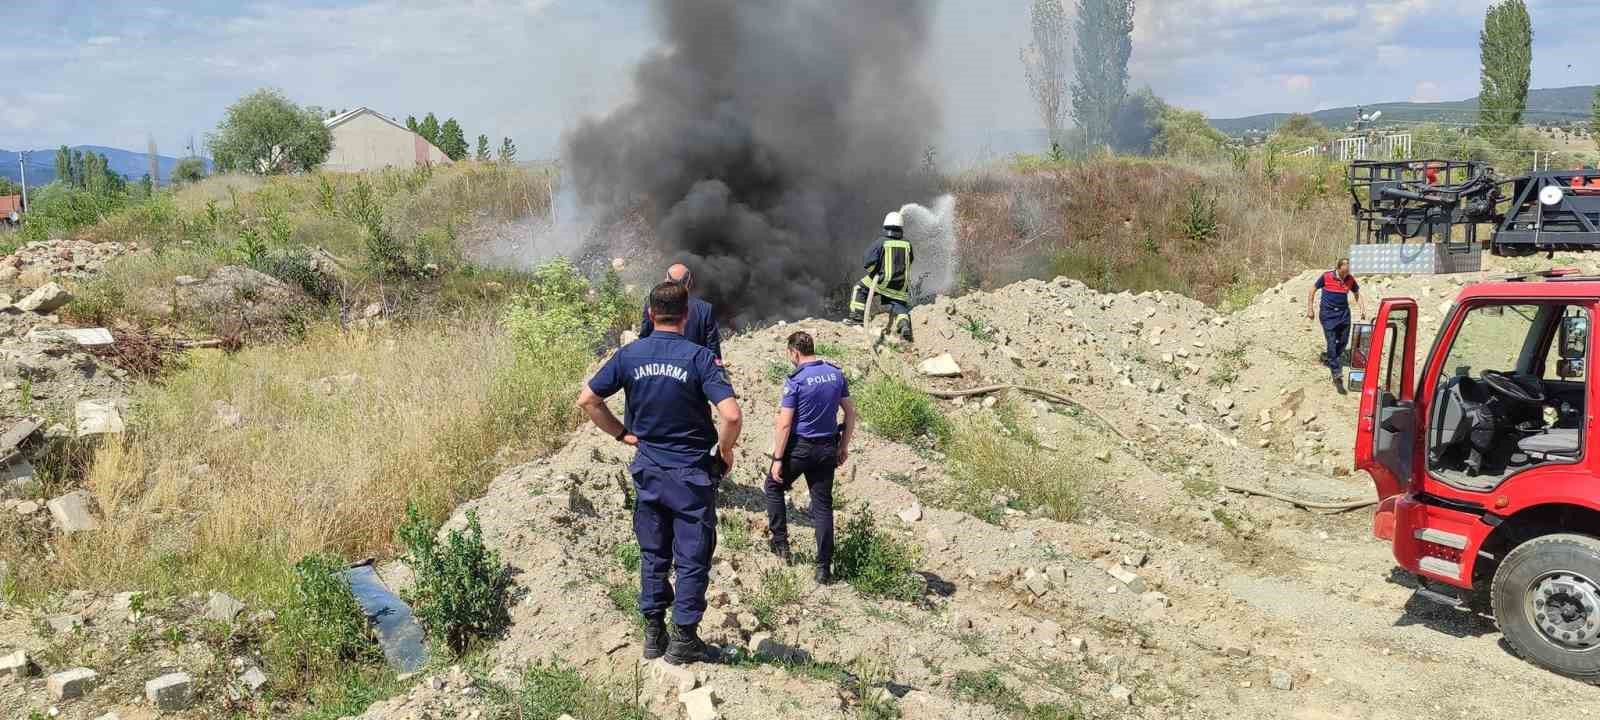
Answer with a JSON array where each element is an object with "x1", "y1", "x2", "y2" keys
[
  {"x1": 589, "y1": 331, "x2": 736, "y2": 469},
  {"x1": 781, "y1": 360, "x2": 849, "y2": 439},
  {"x1": 640, "y1": 297, "x2": 722, "y2": 361},
  {"x1": 1314, "y1": 271, "x2": 1359, "y2": 329}
]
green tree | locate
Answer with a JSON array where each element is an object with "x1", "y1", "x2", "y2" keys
[
  {"x1": 1071, "y1": 0, "x2": 1136, "y2": 150},
  {"x1": 1478, "y1": 0, "x2": 1533, "y2": 135},
  {"x1": 406, "y1": 115, "x2": 419, "y2": 133},
  {"x1": 0, "y1": 178, "x2": 19, "y2": 196},
  {"x1": 207, "y1": 88, "x2": 334, "y2": 174},
  {"x1": 54, "y1": 146, "x2": 80, "y2": 188},
  {"x1": 439, "y1": 118, "x2": 470, "y2": 161},
  {"x1": 1269, "y1": 113, "x2": 1333, "y2": 151},
  {"x1": 475, "y1": 134, "x2": 491, "y2": 162},
  {"x1": 172, "y1": 157, "x2": 207, "y2": 184},
  {"x1": 1153, "y1": 105, "x2": 1229, "y2": 160},
  {"x1": 1021, "y1": 0, "x2": 1070, "y2": 146},
  {"x1": 419, "y1": 113, "x2": 441, "y2": 147},
  {"x1": 498, "y1": 137, "x2": 517, "y2": 164}
]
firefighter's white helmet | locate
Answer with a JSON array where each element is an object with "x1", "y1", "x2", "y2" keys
[{"x1": 882, "y1": 211, "x2": 903, "y2": 229}]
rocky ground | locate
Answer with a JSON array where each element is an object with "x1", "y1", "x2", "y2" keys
[
  {"x1": 7, "y1": 250, "x2": 1600, "y2": 719},
  {"x1": 363, "y1": 257, "x2": 1600, "y2": 719}
]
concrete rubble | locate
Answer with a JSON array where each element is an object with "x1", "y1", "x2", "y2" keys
[
  {"x1": 48, "y1": 490, "x2": 100, "y2": 533},
  {"x1": 145, "y1": 672, "x2": 194, "y2": 709},
  {"x1": 46, "y1": 666, "x2": 98, "y2": 700}
]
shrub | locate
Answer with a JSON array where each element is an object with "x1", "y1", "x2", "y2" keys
[
  {"x1": 751, "y1": 567, "x2": 800, "y2": 627},
  {"x1": 833, "y1": 507, "x2": 923, "y2": 602},
  {"x1": 396, "y1": 504, "x2": 513, "y2": 655},
  {"x1": 946, "y1": 418, "x2": 1083, "y2": 523},
  {"x1": 515, "y1": 662, "x2": 648, "y2": 720},
  {"x1": 267, "y1": 553, "x2": 375, "y2": 689},
  {"x1": 854, "y1": 376, "x2": 948, "y2": 444},
  {"x1": 612, "y1": 542, "x2": 640, "y2": 574},
  {"x1": 1178, "y1": 186, "x2": 1219, "y2": 246}
]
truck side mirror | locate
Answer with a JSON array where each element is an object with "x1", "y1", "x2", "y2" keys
[
  {"x1": 1560, "y1": 315, "x2": 1588, "y2": 360},
  {"x1": 1559, "y1": 359, "x2": 1586, "y2": 380}
]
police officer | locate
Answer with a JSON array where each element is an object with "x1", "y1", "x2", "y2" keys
[
  {"x1": 640, "y1": 263, "x2": 722, "y2": 362},
  {"x1": 577, "y1": 281, "x2": 743, "y2": 665},
  {"x1": 764, "y1": 331, "x2": 856, "y2": 584},
  {"x1": 1306, "y1": 258, "x2": 1364, "y2": 393},
  {"x1": 847, "y1": 211, "x2": 915, "y2": 341}
]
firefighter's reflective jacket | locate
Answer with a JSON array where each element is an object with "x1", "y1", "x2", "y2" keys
[{"x1": 859, "y1": 228, "x2": 913, "y2": 302}]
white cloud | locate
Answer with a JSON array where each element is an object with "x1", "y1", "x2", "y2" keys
[
  {"x1": 1284, "y1": 74, "x2": 1313, "y2": 93},
  {"x1": 1411, "y1": 80, "x2": 1445, "y2": 102},
  {"x1": 85, "y1": 35, "x2": 120, "y2": 46}
]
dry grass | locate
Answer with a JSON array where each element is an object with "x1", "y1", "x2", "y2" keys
[
  {"x1": 949, "y1": 155, "x2": 1349, "y2": 305},
  {"x1": 47, "y1": 313, "x2": 581, "y2": 599}
]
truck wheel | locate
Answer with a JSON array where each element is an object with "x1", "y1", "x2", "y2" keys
[{"x1": 1492, "y1": 533, "x2": 1600, "y2": 682}]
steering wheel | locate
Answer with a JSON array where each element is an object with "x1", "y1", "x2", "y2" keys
[{"x1": 1481, "y1": 370, "x2": 1546, "y2": 405}]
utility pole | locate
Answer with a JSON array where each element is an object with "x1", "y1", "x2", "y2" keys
[{"x1": 17, "y1": 151, "x2": 28, "y2": 212}]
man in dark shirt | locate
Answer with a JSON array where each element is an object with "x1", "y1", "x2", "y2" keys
[
  {"x1": 764, "y1": 331, "x2": 856, "y2": 584},
  {"x1": 640, "y1": 263, "x2": 722, "y2": 363},
  {"x1": 577, "y1": 281, "x2": 743, "y2": 665},
  {"x1": 1306, "y1": 258, "x2": 1364, "y2": 393}
]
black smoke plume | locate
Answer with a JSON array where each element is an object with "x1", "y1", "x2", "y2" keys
[{"x1": 565, "y1": 0, "x2": 940, "y2": 324}]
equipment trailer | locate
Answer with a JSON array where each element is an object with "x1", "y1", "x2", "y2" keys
[{"x1": 1353, "y1": 161, "x2": 1600, "y2": 681}]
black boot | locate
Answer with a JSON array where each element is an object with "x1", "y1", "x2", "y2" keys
[
  {"x1": 642, "y1": 613, "x2": 667, "y2": 660},
  {"x1": 769, "y1": 539, "x2": 792, "y2": 564},
  {"x1": 665, "y1": 623, "x2": 718, "y2": 665},
  {"x1": 814, "y1": 564, "x2": 833, "y2": 585}
]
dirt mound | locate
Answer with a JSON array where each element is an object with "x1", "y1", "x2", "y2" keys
[{"x1": 362, "y1": 258, "x2": 1597, "y2": 719}]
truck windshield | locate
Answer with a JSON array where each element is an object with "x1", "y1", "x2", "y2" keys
[{"x1": 1441, "y1": 303, "x2": 1540, "y2": 379}]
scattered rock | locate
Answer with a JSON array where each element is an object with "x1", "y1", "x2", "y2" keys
[
  {"x1": 26, "y1": 327, "x2": 114, "y2": 347},
  {"x1": 0, "y1": 418, "x2": 40, "y2": 457},
  {"x1": 17, "y1": 282, "x2": 73, "y2": 313},
  {"x1": 14, "y1": 499, "x2": 39, "y2": 515},
  {"x1": 362, "y1": 301, "x2": 385, "y2": 319},
  {"x1": 1269, "y1": 668, "x2": 1294, "y2": 691},
  {"x1": 1045, "y1": 565, "x2": 1067, "y2": 586},
  {"x1": 917, "y1": 353, "x2": 962, "y2": 377},
  {"x1": 0, "y1": 649, "x2": 33, "y2": 678},
  {"x1": 48, "y1": 491, "x2": 100, "y2": 533},
  {"x1": 145, "y1": 672, "x2": 193, "y2": 710},
  {"x1": 680, "y1": 686, "x2": 721, "y2": 720},
  {"x1": 207, "y1": 590, "x2": 246, "y2": 623},
  {"x1": 1223, "y1": 644, "x2": 1251, "y2": 658},
  {"x1": 1211, "y1": 396, "x2": 1235, "y2": 416},
  {"x1": 1123, "y1": 550, "x2": 1148, "y2": 568},
  {"x1": 950, "y1": 612, "x2": 973, "y2": 631},
  {"x1": 1067, "y1": 636, "x2": 1087, "y2": 653},
  {"x1": 76, "y1": 399, "x2": 125, "y2": 437},
  {"x1": 649, "y1": 658, "x2": 697, "y2": 694},
  {"x1": 1093, "y1": 449, "x2": 1111, "y2": 463},
  {"x1": 16, "y1": 268, "x2": 51, "y2": 289},
  {"x1": 241, "y1": 666, "x2": 268, "y2": 693},
  {"x1": 1108, "y1": 683, "x2": 1134, "y2": 705},
  {"x1": 1024, "y1": 573, "x2": 1050, "y2": 597},
  {"x1": 1141, "y1": 591, "x2": 1172, "y2": 608},
  {"x1": 174, "y1": 275, "x2": 200, "y2": 287},
  {"x1": 45, "y1": 613, "x2": 84, "y2": 634},
  {"x1": 1105, "y1": 565, "x2": 1147, "y2": 594},
  {"x1": 897, "y1": 502, "x2": 923, "y2": 523},
  {"x1": 47, "y1": 667, "x2": 98, "y2": 700}
]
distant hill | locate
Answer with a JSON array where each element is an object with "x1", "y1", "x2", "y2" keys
[
  {"x1": 0, "y1": 146, "x2": 208, "y2": 187},
  {"x1": 1210, "y1": 85, "x2": 1599, "y2": 137}
]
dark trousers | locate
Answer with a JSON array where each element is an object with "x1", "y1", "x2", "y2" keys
[
  {"x1": 632, "y1": 463, "x2": 718, "y2": 627},
  {"x1": 764, "y1": 437, "x2": 838, "y2": 568},
  {"x1": 1323, "y1": 321, "x2": 1349, "y2": 375}
]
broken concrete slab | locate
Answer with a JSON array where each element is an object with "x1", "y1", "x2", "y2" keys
[
  {"x1": 1105, "y1": 564, "x2": 1147, "y2": 594},
  {"x1": 145, "y1": 672, "x2": 193, "y2": 710},
  {"x1": 0, "y1": 418, "x2": 40, "y2": 457},
  {"x1": 207, "y1": 591, "x2": 246, "y2": 623},
  {"x1": 897, "y1": 502, "x2": 923, "y2": 523},
  {"x1": 0, "y1": 649, "x2": 33, "y2": 677},
  {"x1": 1045, "y1": 565, "x2": 1067, "y2": 586},
  {"x1": 1270, "y1": 668, "x2": 1293, "y2": 691},
  {"x1": 680, "y1": 686, "x2": 721, "y2": 720},
  {"x1": 46, "y1": 613, "x2": 84, "y2": 634},
  {"x1": 47, "y1": 666, "x2": 98, "y2": 700},
  {"x1": 917, "y1": 353, "x2": 962, "y2": 378},
  {"x1": 649, "y1": 657, "x2": 697, "y2": 694},
  {"x1": 1024, "y1": 573, "x2": 1050, "y2": 597},
  {"x1": 26, "y1": 327, "x2": 114, "y2": 347},
  {"x1": 17, "y1": 282, "x2": 73, "y2": 314},
  {"x1": 48, "y1": 491, "x2": 100, "y2": 533},
  {"x1": 76, "y1": 400, "x2": 125, "y2": 437}
]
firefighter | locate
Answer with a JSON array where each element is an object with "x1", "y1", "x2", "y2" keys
[
  {"x1": 764, "y1": 330, "x2": 856, "y2": 585},
  {"x1": 576, "y1": 281, "x2": 742, "y2": 665},
  {"x1": 847, "y1": 211, "x2": 915, "y2": 341},
  {"x1": 1306, "y1": 258, "x2": 1364, "y2": 393},
  {"x1": 640, "y1": 263, "x2": 722, "y2": 363}
]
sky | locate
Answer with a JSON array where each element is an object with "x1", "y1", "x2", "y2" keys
[{"x1": 4, "y1": 0, "x2": 1600, "y2": 162}]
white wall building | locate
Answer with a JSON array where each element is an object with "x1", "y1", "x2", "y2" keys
[{"x1": 322, "y1": 107, "x2": 451, "y2": 173}]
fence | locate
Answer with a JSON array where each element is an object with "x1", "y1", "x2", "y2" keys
[{"x1": 1290, "y1": 133, "x2": 1413, "y2": 161}]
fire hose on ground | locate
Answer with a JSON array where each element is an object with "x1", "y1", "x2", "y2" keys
[{"x1": 855, "y1": 305, "x2": 1377, "y2": 513}]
